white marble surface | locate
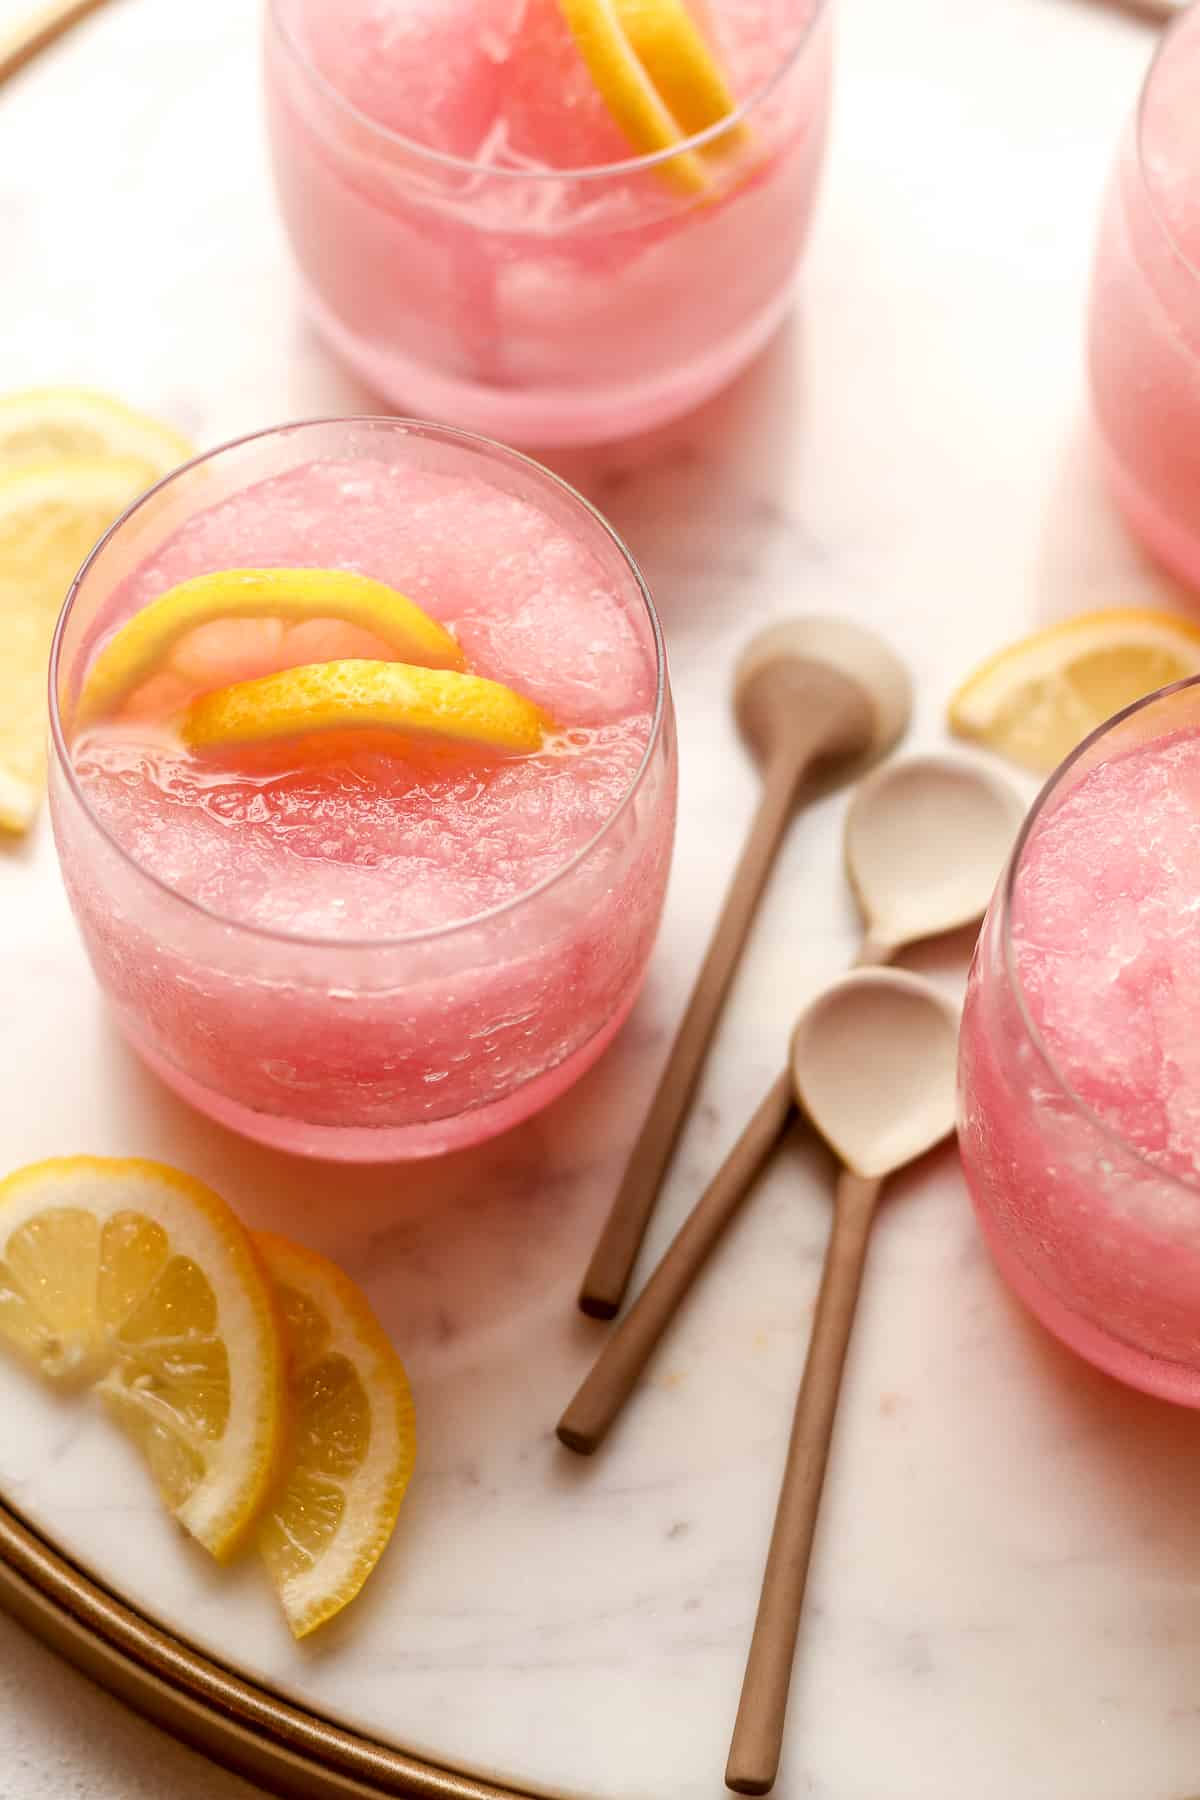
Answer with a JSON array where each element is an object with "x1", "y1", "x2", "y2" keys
[{"x1": 3, "y1": 1, "x2": 1200, "y2": 1798}]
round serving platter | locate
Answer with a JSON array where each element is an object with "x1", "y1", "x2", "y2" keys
[{"x1": 5, "y1": 1, "x2": 1200, "y2": 1797}]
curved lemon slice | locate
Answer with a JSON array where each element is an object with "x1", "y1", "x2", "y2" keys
[
  {"x1": 0, "y1": 387, "x2": 192, "y2": 481},
  {"x1": 0, "y1": 454, "x2": 154, "y2": 833},
  {"x1": 0, "y1": 1157, "x2": 285, "y2": 1562},
  {"x1": 557, "y1": 0, "x2": 718, "y2": 191},
  {"x1": 181, "y1": 660, "x2": 550, "y2": 757},
  {"x1": 615, "y1": 0, "x2": 746, "y2": 148},
  {"x1": 256, "y1": 1234, "x2": 415, "y2": 1639},
  {"x1": 75, "y1": 568, "x2": 465, "y2": 731},
  {"x1": 948, "y1": 608, "x2": 1200, "y2": 776}
]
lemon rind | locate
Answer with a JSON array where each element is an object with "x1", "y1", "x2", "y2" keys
[
  {"x1": 0, "y1": 1156, "x2": 285, "y2": 1561},
  {"x1": 255, "y1": 1232, "x2": 415, "y2": 1638},
  {"x1": 74, "y1": 568, "x2": 466, "y2": 731}
]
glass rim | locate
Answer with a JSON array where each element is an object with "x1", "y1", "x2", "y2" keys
[
  {"x1": 265, "y1": 0, "x2": 827, "y2": 186},
  {"x1": 1134, "y1": 0, "x2": 1200, "y2": 289},
  {"x1": 998, "y1": 670, "x2": 1200, "y2": 1190},
  {"x1": 48, "y1": 414, "x2": 669, "y2": 954}
]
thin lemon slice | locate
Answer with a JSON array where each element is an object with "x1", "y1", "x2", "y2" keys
[
  {"x1": 948, "y1": 608, "x2": 1200, "y2": 776},
  {"x1": 255, "y1": 1234, "x2": 415, "y2": 1639},
  {"x1": 0, "y1": 455, "x2": 153, "y2": 833},
  {"x1": 615, "y1": 0, "x2": 746, "y2": 149},
  {"x1": 0, "y1": 1157, "x2": 285, "y2": 1561},
  {"x1": 181, "y1": 660, "x2": 551, "y2": 757},
  {"x1": 0, "y1": 387, "x2": 192, "y2": 481},
  {"x1": 556, "y1": 0, "x2": 715, "y2": 191},
  {"x1": 75, "y1": 568, "x2": 465, "y2": 732}
]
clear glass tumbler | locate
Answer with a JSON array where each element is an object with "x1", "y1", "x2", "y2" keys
[
  {"x1": 959, "y1": 678, "x2": 1200, "y2": 1405},
  {"x1": 1088, "y1": 1, "x2": 1200, "y2": 589},
  {"x1": 263, "y1": 0, "x2": 832, "y2": 447},
  {"x1": 49, "y1": 418, "x2": 677, "y2": 1162}
]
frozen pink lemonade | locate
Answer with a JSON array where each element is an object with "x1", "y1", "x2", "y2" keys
[
  {"x1": 959, "y1": 690, "x2": 1200, "y2": 1403},
  {"x1": 265, "y1": 0, "x2": 831, "y2": 444},
  {"x1": 50, "y1": 421, "x2": 676, "y2": 1160},
  {"x1": 1089, "y1": 4, "x2": 1200, "y2": 589}
]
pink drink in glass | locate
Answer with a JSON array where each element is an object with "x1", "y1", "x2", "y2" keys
[
  {"x1": 1089, "y1": 2, "x2": 1200, "y2": 589},
  {"x1": 264, "y1": 0, "x2": 831, "y2": 446},
  {"x1": 49, "y1": 419, "x2": 676, "y2": 1162},
  {"x1": 959, "y1": 678, "x2": 1200, "y2": 1404}
]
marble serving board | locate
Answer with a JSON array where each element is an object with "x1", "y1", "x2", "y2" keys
[{"x1": 3, "y1": 0, "x2": 1200, "y2": 1795}]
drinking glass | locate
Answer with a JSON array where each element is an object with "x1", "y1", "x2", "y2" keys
[
  {"x1": 263, "y1": 0, "x2": 832, "y2": 447},
  {"x1": 1089, "y1": 1, "x2": 1200, "y2": 589},
  {"x1": 49, "y1": 418, "x2": 676, "y2": 1162},
  {"x1": 959, "y1": 678, "x2": 1200, "y2": 1404}
]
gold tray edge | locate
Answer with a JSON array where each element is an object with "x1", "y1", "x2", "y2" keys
[
  {"x1": 0, "y1": 0, "x2": 117, "y2": 87},
  {"x1": 0, "y1": 1496, "x2": 546, "y2": 1800}
]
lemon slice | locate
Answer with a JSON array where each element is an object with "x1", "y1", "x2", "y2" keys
[
  {"x1": 0, "y1": 1157, "x2": 285, "y2": 1561},
  {"x1": 180, "y1": 660, "x2": 551, "y2": 757},
  {"x1": 614, "y1": 0, "x2": 746, "y2": 148},
  {"x1": 75, "y1": 568, "x2": 466, "y2": 732},
  {"x1": 557, "y1": 0, "x2": 722, "y2": 191},
  {"x1": 255, "y1": 1234, "x2": 415, "y2": 1639},
  {"x1": 0, "y1": 455, "x2": 154, "y2": 833},
  {"x1": 0, "y1": 387, "x2": 192, "y2": 482},
  {"x1": 948, "y1": 608, "x2": 1200, "y2": 776}
]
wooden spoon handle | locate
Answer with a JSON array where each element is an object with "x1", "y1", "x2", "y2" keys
[
  {"x1": 726, "y1": 1168, "x2": 883, "y2": 1797},
  {"x1": 1105, "y1": 0, "x2": 1181, "y2": 20},
  {"x1": 579, "y1": 753, "x2": 811, "y2": 1320},
  {"x1": 559, "y1": 1069, "x2": 795, "y2": 1454},
  {"x1": 0, "y1": 0, "x2": 113, "y2": 84}
]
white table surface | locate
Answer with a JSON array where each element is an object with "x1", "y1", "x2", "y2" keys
[{"x1": 1, "y1": 1, "x2": 1195, "y2": 1799}]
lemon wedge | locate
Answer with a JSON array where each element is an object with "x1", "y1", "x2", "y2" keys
[
  {"x1": 0, "y1": 387, "x2": 192, "y2": 483},
  {"x1": 948, "y1": 608, "x2": 1200, "y2": 776},
  {"x1": 0, "y1": 1157, "x2": 285, "y2": 1562},
  {"x1": 255, "y1": 1234, "x2": 415, "y2": 1639},
  {"x1": 0, "y1": 455, "x2": 154, "y2": 833},
  {"x1": 180, "y1": 660, "x2": 550, "y2": 757},
  {"x1": 74, "y1": 568, "x2": 466, "y2": 732},
  {"x1": 556, "y1": 0, "x2": 738, "y2": 191}
]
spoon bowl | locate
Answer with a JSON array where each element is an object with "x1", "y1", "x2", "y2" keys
[
  {"x1": 844, "y1": 753, "x2": 1027, "y2": 961},
  {"x1": 735, "y1": 618, "x2": 913, "y2": 779},
  {"x1": 789, "y1": 968, "x2": 960, "y2": 1178}
]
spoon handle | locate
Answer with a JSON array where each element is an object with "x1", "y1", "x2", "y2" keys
[
  {"x1": 0, "y1": 0, "x2": 113, "y2": 84},
  {"x1": 563, "y1": 933, "x2": 899, "y2": 1443},
  {"x1": 558, "y1": 1069, "x2": 795, "y2": 1454},
  {"x1": 1101, "y1": 0, "x2": 1182, "y2": 20},
  {"x1": 726, "y1": 1168, "x2": 883, "y2": 1798},
  {"x1": 578, "y1": 752, "x2": 810, "y2": 1320}
]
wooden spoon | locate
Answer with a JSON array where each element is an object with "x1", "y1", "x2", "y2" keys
[
  {"x1": 557, "y1": 754, "x2": 1021, "y2": 1455},
  {"x1": 844, "y1": 752, "x2": 1028, "y2": 965},
  {"x1": 726, "y1": 968, "x2": 959, "y2": 1797},
  {"x1": 577, "y1": 619, "x2": 912, "y2": 1320}
]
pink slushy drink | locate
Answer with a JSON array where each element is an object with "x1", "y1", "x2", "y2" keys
[
  {"x1": 265, "y1": 0, "x2": 831, "y2": 445},
  {"x1": 50, "y1": 421, "x2": 676, "y2": 1160}
]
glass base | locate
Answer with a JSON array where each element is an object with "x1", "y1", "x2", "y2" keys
[
  {"x1": 970, "y1": 1188, "x2": 1200, "y2": 1408},
  {"x1": 1097, "y1": 431, "x2": 1200, "y2": 596},
  {"x1": 119, "y1": 985, "x2": 641, "y2": 1162},
  {"x1": 301, "y1": 278, "x2": 796, "y2": 449}
]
